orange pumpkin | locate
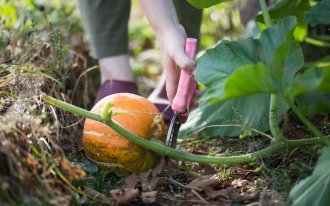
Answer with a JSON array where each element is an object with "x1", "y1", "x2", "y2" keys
[{"x1": 83, "y1": 93, "x2": 166, "y2": 173}]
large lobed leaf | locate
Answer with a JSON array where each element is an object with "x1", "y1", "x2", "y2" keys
[
  {"x1": 180, "y1": 16, "x2": 303, "y2": 138},
  {"x1": 304, "y1": 0, "x2": 330, "y2": 26},
  {"x1": 180, "y1": 94, "x2": 273, "y2": 137},
  {"x1": 292, "y1": 67, "x2": 330, "y2": 96},
  {"x1": 293, "y1": 66, "x2": 330, "y2": 114},
  {"x1": 195, "y1": 16, "x2": 302, "y2": 102},
  {"x1": 289, "y1": 146, "x2": 330, "y2": 206}
]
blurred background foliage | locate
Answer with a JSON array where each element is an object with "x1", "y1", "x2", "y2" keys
[
  {"x1": 1, "y1": 0, "x2": 257, "y2": 107},
  {"x1": 0, "y1": 0, "x2": 255, "y2": 62}
]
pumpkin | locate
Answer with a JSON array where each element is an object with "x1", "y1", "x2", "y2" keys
[{"x1": 83, "y1": 93, "x2": 166, "y2": 173}]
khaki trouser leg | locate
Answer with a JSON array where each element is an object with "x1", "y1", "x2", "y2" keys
[{"x1": 77, "y1": 0, "x2": 131, "y2": 59}]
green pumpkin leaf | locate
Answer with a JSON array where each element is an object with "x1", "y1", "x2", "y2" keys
[
  {"x1": 292, "y1": 67, "x2": 330, "y2": 96},
  {"x1": 257, "y1": 0, "x2": 311, "y2": 24},
  {"x1": 187, "y1": 0, "x2": 222, "y2": 9},
  {"x1": 305, "y1": 0, "x2": 330, "y2": 26},
  {"x1": 291, "y1": 67, "x2": 323, "y2": 96},
  {"x1": 220, "y1": 63, "x2": 278, "y2": 101},
  {"x1": 256, "y1": 0, "x2": 310, "y2": 41},
  {"x1": 293, "y1": 67, "x2": 330, "y2": 114},
  {"x1": 289, "y1": 146, "x2": 330, "y2": 206},
  {"x1": 318, "y1": 68, "x2": 330, "y2": 92},
  {"x1": 180, "y1": 94, "x2": 272, "y2": 138},
  {"x1": 195, "y1": 16, "x2": 302, "y2": 102},
  {"x1": 269, "y1": 28, "x2": 304, "y2": 89}
]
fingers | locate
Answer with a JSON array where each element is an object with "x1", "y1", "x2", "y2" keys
[
  {"x1": 163, "y1": 51, "x2": 198, "y2": 103},
  {"x1": 163, "y1": 56, "x2": 180, "y2": 102}
]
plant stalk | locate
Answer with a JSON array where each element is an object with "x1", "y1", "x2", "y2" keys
[
  {"x1": 305, "y1": 37, "x2": 330, "y2": 48},
  {"x1": 259, "y1": 0, "x2": 285, "y2": 142},
  {"x1": 259, "y1": 0, "x2": 272, "y2": 27},
  {"x1": 55, "y1": 167, "x2": 112, "y2": 205},
  {"x1": 42, "y1": 94, "x2": 323, "y2": 165},
  {"x1": 285, "y1": 96, "x2": 330, "y2": 146},
  {"x1": 269, "y1": 95, "x2": 285, "y2": 141}
]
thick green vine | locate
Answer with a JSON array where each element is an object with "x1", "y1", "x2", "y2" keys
[
  {"x1": 42, "y1": 94, "x2": 324, "y2": 166},
  {"x1": 259, "y1": 0, "x2": 285, "y2": 142}
]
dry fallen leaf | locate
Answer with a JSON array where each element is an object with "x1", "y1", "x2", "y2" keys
[
  {"x1": 187, "y1": 175, "x2": 221, "y2": 191},
  {"x1": 259, "y1": 189, "x2": 285, "y2": 206},
  {"x1": 205, "y1": 186, "x2": 234, "y2": 199},
  {"x1": 205, "y1": 186, "x2": 259, "y2": 202},
  {"x1": 84, "y1": 187, "x2": 113, "y2": 202},
  {"x1": 149, "y1": 177, "x2": 168, "y2": 191},
  {"x1": 141, "y1": 191, "x2": 157, "y2": 204},
  {"x1": 231, "y1": 178, "x2": 250, "y2": 188},
  {"x1": 124, "y1": 173, "x2": 138, "y2": 189},
  {"x1": 231, "y1": 190, "x2": 259, "y2": 203},
  {"x1": 139, "y1": 169, "x2": 153, "y2": 190},
  {"x1": 152, "y1": 157, "x2": 166, "y2": 177},
  {"x1": 0, "y1": 74, "x2": 13, "y2": 88},
  {"x1": 110, "y1": 188, "x2": 139, "y2": 205},
  {"x1": 56, "y1": 156, "x2": 86, "y2": 181},
  {"x1": 194, "y1": 164, "x2": 217, "y2": 175}
]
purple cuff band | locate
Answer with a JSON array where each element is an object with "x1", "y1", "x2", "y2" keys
[{"x1": 95, "y1": 80, "x2": 138, "y2": 103}]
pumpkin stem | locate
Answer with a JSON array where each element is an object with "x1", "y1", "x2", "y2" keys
[{"x1": 101, "y1": 102, "x2": 113, "y2": 120}]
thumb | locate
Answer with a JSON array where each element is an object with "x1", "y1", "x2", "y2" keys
[{"x1": 171, "y1": 48, "x2": 195, "y2": 72}]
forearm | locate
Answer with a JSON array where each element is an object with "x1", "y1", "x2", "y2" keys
[{"x1": 139, "y1": 0, "x2": 181, "y2": 33}]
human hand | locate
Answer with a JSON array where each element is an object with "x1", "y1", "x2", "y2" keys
[
  {"x1": 156, "y1": 25, "x2": 196, "y2": 102},
  {"x1": 139, "y1": 0, "x2": 198, "y2": 104}
]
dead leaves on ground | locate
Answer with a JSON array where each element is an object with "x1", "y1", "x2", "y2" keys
[
  {"x1": 108, "y1": 170, "x2": 159, "y2": 205},
  {"x1": 110, "y1": 188, "x2": 140, "y2": 205},
  {"x1": 88, "y1": 160, "x2": 261, "y2": 205},
  {"x1": 186, "y1": 175, "x2": 259, "y2": 204}
]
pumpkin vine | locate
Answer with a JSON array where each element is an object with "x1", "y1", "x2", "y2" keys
[{"x1": 42, "y1": 94, "x2": 325, "y2": 166}]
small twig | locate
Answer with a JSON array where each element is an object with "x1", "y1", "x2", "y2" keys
[
  {"x1": 245, "y1": 202, "x2": 261, "y2": 206},
  {"x1": 71, "y1": 65, "x2": 98, "y2": 100},
  {"x1": 191, "y1": 189, "x2": 211, "y2": 205},
  {"x1": 159, "y1": 192, "x2": 176, "y2": 201},
  {"x1": 54, "y1": 166, "x2": 112, "y2": 205},
  {"x1": 59, "y1": 117, "x2": 84, "y2": 129},
  {"x1": 166, "y1": 177, "x2": 212, "y2": 205},
  {"x1": 70, "y1": 49, "x2": 88, "y2": 69},
  {"x1": 166, "y1": 177, "x2": 199, "y2": 190}
]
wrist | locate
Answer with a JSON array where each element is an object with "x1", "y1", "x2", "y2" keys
[
  {"x1": 154, "y1": 24, "x2": 186, "y2": 46},
  {"x1": 154, "y1": 22, "x2": 184, "y2": 34}
]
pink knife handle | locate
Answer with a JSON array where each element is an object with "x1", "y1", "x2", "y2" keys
[{"x1": 171, "y1": 38, "x2": 198, "y2": 114}]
